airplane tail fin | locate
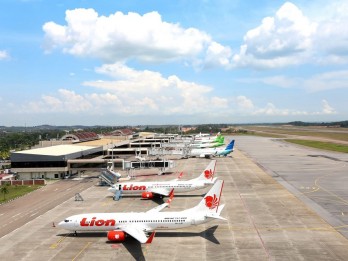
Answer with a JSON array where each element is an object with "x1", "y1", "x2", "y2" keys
[
  {"x1": 194, "y1": 180, "x2": 224, "y2": 215},
  {"x1": 191, "y1": 160, "x2": 216, "y2": 182},
  {"x1": 215, "y1": 135, "x2": 224, "y2": 143},
  {"x1": 225, "y1": 140, "x2": 235, "y2": 151}
]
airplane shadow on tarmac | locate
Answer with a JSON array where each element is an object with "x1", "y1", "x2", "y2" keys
[
  {"x1": 58, "y1": 225, "x2": 220, "y2": 261},
  {"x1": 121, "y1": 226, "x2": 220, "y2": 261},
  {"x1": 106, "y1": 194, "x2": 205, "y2": 205},
  {"x1": 154, "y1": 225, "x2": 220, "y2": 244}
]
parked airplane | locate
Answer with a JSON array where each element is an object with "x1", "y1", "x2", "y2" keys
[
  {"x1": 189, "y1": 140, "x2": 235, "y2": 158},
  {"x1": 58, "y1": 180, "x2": 225, "y2": 243},
  {"x1": 108, "y1": 160, "x2": 217, "y2": 199},
  {"x1": 190, "y1": 136, "x2": 225, "y2": 148},
  {"x1": 194, "y1": 132, "x2": 220, "y2": 140},
  {"x1": 192, "y1": 134, "x2": 223, "y2": 144}
]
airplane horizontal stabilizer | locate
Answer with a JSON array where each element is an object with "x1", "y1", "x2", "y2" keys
[
  {"x1": 146, "y1": 231, "x2": 156, "y2": 244},
  {"x1": 206, "y1": 204, "x2": 226, "y2": 220}
]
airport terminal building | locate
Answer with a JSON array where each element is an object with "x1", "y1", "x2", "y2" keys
[{"x1": 9, "y1": 130, "x2": 174, "y2": 180}]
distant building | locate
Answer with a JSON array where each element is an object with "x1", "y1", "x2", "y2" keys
[
  {"x1": 181, "y1": 127, "x2": 197, "y2": 133},
  {"x1": 103, "y1": 129, "x2": 135, "y2": 140},
  {"x1": 61, "y1": 132, "x2": 99, "y2": 143}
]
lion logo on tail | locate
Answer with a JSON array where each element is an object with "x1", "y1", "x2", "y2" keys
[
  {"x1": 204, "y1": 194, "x2": 219, "y2": 209},
  {"x1": 204, "y1": 169, "x2": 213, "y2": 179}
]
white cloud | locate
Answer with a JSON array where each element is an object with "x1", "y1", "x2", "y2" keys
[
  {"x1": 321, "y1": 99, "x2": 336, "y2": 114},
  {"x1": 312, "y1": 1, "x2": 348, "y2": 63},
  {"x1": 233, "y1": 2, "x2": 317, "y2": 68},
  {"x1": 237, "y1": 69, "x2": 348, "y2": 92},
  {"x1": 19, "y1": 63, "x2": 228, "y2": 116},
  {"x1": 41, "y1": 3, "x2": 348, "y2": 71},
  {"x1": 43, "y1": 9, "x2": 230, "y2": 66},
  {"x1": 0, "y1": 50, "x2": 10, "y2": 60},
  {"x1": 238, "y1": 75, "x2": 298, "y2": 89},
  {"x1": 232, "y1": 1, "x2": 348, "y2": 68},
  {"x1": 203, "y1": 42, "x2": 233, "y2": 68},
  {"x1": 303, "y1": 70, "x2": 348, "y2": 92},
  {"x1": 235, "y1": 96, "x2": 254, "y2": 111},
  {"x1": 16, "y1": 62, "x2": 337, "y2": 119}
]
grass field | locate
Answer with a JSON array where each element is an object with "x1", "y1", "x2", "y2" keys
[
  {"x1": 284, "y1": 139, "x2": 348, "y2": 153},
  {"x1": 238, "y1": 125, "x2": 348, "y2": 153},
  {"x1": 0, "y1": 185, "x2": 42, "y2": 204}
]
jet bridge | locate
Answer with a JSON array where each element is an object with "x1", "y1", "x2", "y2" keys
[
  {"x1": 124, "y1": 159, "x2": 175, "y2": 175},
  {"x1": 148, "y1": 145, "x2": 191, "y2": 158}
]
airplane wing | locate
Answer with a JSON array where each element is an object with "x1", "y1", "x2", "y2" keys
[
  {"x1": 171, "y1": 171, "x2": 183, "y2": 181},
  {"x1": 146, "y1": 203, "x2": 170, "y2": 213},
  {"x1": 149, "y1": 187, "x2": 172, "y2": 197},
  {"x1": 118, "y1": 225, "x2": 154, "y2": 244},
  {"x1": 146, "y1": 189, "x2": 174, "y2": 213}
]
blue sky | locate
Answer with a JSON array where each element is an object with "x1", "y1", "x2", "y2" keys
[{"x1": 1, "y1": 0, "x2": 348, "y2": 126}]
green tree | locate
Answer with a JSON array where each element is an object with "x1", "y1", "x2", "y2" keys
[{"x1": 0, "y1": 184, "x2": 9, "y2": 200}]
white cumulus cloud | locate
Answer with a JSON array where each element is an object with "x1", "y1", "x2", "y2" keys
[
  {"x1": 321, "y1": 99, "x2": 336, "y2": 114},
  {"x1": 233, "y1": 2, "x2": 317, "y2": 68},
  {"x1": 303, "y1": 70, "x2": 348, "y2": 92},
  {"x1": 42, "y1": 8, "x2": 234, "y2": 67},
  {"x1": 19, "y1": 63, "x2": 230, "y2": 116},
  {"x1": 0, "y1": 50, "x2": 10, "y2": 60}
]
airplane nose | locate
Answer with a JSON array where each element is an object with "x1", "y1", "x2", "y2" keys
[{"x1": 57, "y1": 221, "x2": 65, "y2": 228}]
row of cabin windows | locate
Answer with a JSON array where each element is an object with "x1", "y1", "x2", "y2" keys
[
  {"x1": 148, "y1": 185, "x2": 191, "y2": 188},
  {"x1": 118, "y1": 220, "x2": 185, "y2": 223}
]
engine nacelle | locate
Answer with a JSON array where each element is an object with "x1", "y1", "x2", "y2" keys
[
  {"x1": 107, "y1": 230, "x2": 126, "y2": 242},
  {"x1": 141, "y1": 191, "x2": 154, "y2": 199}
]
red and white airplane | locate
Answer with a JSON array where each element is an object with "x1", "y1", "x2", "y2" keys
[
  {"x1": 108, "y1": 160, "x2": 217, "y2": 199},
  {"x1": 58, "y1": 180, "x2": 225, "y2": 243}
]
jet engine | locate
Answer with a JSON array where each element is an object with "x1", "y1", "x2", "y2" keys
[
  {"x1": 141, "y1": 192, "x2": 154, "y2": 199},
  {"x1": 107, "y1": 230, "x2": 126, "y2": 242}
]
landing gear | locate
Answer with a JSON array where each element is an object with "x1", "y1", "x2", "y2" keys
[
  {"x1": 113, "y1": 190, "x2": 122, "y2": 201},
  {"x1": 74, "y1": 231, "x2": 77, "y2": 236}
]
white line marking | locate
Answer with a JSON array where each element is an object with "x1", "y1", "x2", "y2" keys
[{"x1": 12, "y1": 213, "x2": 22, "y2": 218}]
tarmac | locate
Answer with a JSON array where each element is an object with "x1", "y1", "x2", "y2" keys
[{"x1": 0, "y1": 136, "x2": 348, "y2": 260}]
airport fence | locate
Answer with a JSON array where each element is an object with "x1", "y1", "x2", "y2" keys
[{"x1": 0, "y1": 179, "x2": 45, "y2": 186}]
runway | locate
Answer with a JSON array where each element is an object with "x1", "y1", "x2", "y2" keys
[
  {"x1": 236, "y1": 136, "x2": 348, "y2": 239},
  {"x1": 0, "y1": 136, "x2": 348, "y2": 260}
]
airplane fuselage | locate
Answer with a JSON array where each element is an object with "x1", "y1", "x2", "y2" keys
[
  {"x1": 109, "y1": 180, "x2": 209, "y2": 195},
  {"x1": 189, "y1": 148, "x2": 232, "y2": 158},
  {"x1": 59, "y1": 211, "x2": 210, "y2": 232}
]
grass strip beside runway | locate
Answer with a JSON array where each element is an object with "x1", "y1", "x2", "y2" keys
[{"x1": 285, "y1": 139, "x2": 348, "y2": 153}]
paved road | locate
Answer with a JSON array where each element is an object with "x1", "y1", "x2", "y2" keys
[{"x1": 0, "y1": 177, "x2": 97, "y2": 238}]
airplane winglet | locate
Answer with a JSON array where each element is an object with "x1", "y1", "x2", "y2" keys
[
  {"x1": 166, "y1": 189, "x2": 175, "y2": 206},
  {"x1": 178, "y1": 171, "x2": 184, "y2": 179},
  {"x1": 146, "y1": 231, "x2": 156, "y2": 244}
]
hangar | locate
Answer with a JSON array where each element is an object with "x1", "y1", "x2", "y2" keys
[{"x1": 11, "y1": 145, "x2": 103, "y2": 179}]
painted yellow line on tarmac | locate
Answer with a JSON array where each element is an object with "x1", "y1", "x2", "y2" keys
[
  {"x1": 314, "y1": 173, "x2": 348, "y2": 205},
  {"x1": 72, "y1": 242, "x2": 92, "y2": 261},
  {"x1": 50, "y1": 236, "x2": 67, "y2": 249}
]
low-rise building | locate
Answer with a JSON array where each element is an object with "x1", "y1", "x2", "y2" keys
[{"x1": 11, "y1": 145, "x2": 103, "y2": 179}]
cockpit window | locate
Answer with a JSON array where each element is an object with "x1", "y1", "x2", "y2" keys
[{"x1": 64, "y1": 219, "x2": 70, "y2": 222}]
